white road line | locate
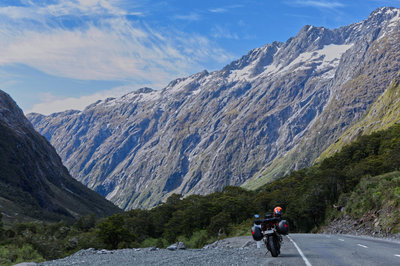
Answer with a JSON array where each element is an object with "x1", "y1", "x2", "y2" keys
[
  {"x1": 338, "y1": 239, "x2": 344, "y2": 242},
  {"x1": 357, "y1": 244, "x2": 368, "y2": 248},
  {"x1": 287, "y1": 235, "x2": 312, "y2": 266},
  {"x1": 395, "y1": 254, "x2": 400, "y2": 258}
]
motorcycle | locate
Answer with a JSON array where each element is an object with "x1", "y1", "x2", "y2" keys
[{"x1": 251, "y1": 213, "x2": 289, "y2": 257}]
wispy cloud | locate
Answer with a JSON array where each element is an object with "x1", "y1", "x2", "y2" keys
[
  {"x1": 0, "y1": 0, "x2": 232, "y2": 85},
  {"x1": 284, "y1": 13, "x2": 313, "y2": 19},
  {"x1": 0, "y1": 0, "x2": 235, "y2": 114},
  {"x1": 173, "y1": 12, "x2": 201, "y2": 21},
  {"x1": 211, "y1": 25, "x2": 239, "y2": 40},
  {"x1": 209, "y1": 7, "x2": 227, "y2": 13},
  {"x1": 209, "y1": 4, "x2": 243, "y2": 13},
  {"x1": 291, "y1": 0, "x2": 345, "y2": 9}
]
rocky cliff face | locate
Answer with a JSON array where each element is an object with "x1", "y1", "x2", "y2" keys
[
  {"x1": 28, "y1": 7, "x2": 400, "y2": 209},
  {"x1": 317, "y1": 73, "x2": 400, "y2": 162},
  {"x1": 0, "y1": 90, "x2": 120, "y2": 223},
  {"x1": 245, "y1": 7, "x2": 400, "y2": 187}
]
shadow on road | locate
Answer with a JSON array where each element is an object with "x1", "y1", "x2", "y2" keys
[{"x1": 278, "y1": 253, "x2": 300, "y2": 258}]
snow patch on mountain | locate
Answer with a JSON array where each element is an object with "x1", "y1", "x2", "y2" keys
[
  {"x1": 317, "y1": 44, "x2": 354, "y2": 70},
  {"x1": 227, "y1": 64, "x2": 254, "y2": 82},
  {"x1": 138, "y1": 90, "x2": 161, "y2": 102},
  {"x1": 388, "y1": 10, "x2": 400, "y2": 27},
  {"x1": 279, "y1": 43, "x2": 354, "y2": 74},
  {"x1": 227, "y1": 46, "x2": 281, "y2": 82}
]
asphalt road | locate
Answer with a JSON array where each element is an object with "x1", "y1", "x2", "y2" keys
[
  {"x1": 275, "y1": 234, "x2": 400, "y2": 266},
  {"x1": 36, "y1": 234, "x2": 400, "y2": 265}
]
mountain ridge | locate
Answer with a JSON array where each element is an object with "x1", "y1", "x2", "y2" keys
[
  {"x1": 28, "y1": 7, "x2": 400, "y2": 209},
  {"x1": 244, "y1": 7, "x2": 400, "y2": 188}
]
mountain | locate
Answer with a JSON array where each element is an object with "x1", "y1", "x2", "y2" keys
[
  {"x1": 28, "y1": 7, "x2": 400, "y2": 209},
  {"x1": 244, "y1": 7, "x2": 400, "y2": 188},
  {"x1": 317, "y1": 74, "x2": 400, "y2": 162},
  {"x1": 0, "y1": 90, "x2": 120, "y2": 224}
]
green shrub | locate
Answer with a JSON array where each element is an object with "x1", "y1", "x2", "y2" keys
[
  {"x1": 394, "y1": 187, "x2": 400, "y2": 198},
  {"x1": 341, "y1": 172, "x2": 400, "y2": 233},
  {"x1": 0, "y1": 244, "x2": 44, "y2": 265},
  {"x1": 139, "y1": 237, "x2": 167, "y2": 248},
  {"x1": 178, "y1": 230, "x2": 211, "y2": 249},
  {"x1": 229, "y1": 218, "x2": 253, "y2": 237},
  {"x1": 73, "y1": 214, "x2": 96, "y2": 232}
]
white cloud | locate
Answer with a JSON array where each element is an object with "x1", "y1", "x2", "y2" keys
[
  {"x1": 27, "y1": 86, "x2": 133, "y2": 115},
  {"x1": 0, "y1": 0, "x2": 233, "y2": 86},
  {"x1": 291, "y1": 0, "x2": 345, "y2": 8}
]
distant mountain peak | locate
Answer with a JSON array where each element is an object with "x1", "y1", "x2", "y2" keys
[
  {"x1": 135, "y1": 87, "x2": 155, "y2": 94},
  {"x1": 27, "y1": 8, "x2": 400, "y2": 209},
  {"x1": 371, "y1": 6, "x2": 399, "y2": 15},
  {"x1": 367, "y1": 6, "x2": 400, "y2": 23}
]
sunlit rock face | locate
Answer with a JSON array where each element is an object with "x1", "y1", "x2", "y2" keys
[{"x1": 28, "y1": 8, "x2": 400, "y2": 209}]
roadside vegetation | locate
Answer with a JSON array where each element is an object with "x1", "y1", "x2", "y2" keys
[{"x1": 1, "y1": 124, "x2": 400, "y2": 265}]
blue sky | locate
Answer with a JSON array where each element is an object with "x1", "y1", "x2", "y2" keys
[{"x1": 0, "y1": 0, "x2": 399, "y2": 114}]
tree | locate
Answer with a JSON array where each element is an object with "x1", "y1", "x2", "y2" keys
[{"x1": 96, "y1": 214, "x2": 134, "y2": 249}]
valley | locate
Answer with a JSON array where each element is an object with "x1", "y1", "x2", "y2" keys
[
  {"x1": 28, "y1": 7, "x2": 400, "y2": 209},
  {"x1": 1, "y1": 5, "x2": 400, "y2": 266}
]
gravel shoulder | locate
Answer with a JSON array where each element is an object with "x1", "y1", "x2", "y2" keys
[
  {"x1": 19, "y1": 233, "x2": 400, "y2": 266},
  {"x1": 35, "y1": 236, "x2": 283, "y2": 266}
]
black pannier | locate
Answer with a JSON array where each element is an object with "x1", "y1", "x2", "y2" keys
[
  {"x1": 278, "y1": 220, "x2": 289, "y2": 235},
  {"x1": 251, "y1": 226, "x2": 263, "y2": 241}
]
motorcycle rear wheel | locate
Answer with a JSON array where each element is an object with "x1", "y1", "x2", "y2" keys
[{"x1": 268, "y1": 236, "x2": 279, "y2": 257}]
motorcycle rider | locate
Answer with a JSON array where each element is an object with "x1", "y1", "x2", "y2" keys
[
  {"x1": 272, "y1": 206, "x2": 288, "y2": 234},
  {"x1": 273, "y1": 206, "x2": 283, "y2": 221}
]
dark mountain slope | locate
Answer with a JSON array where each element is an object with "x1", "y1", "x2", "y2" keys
[{"x1": 0, "y1": 90, "x2": 120, "y2": 224}]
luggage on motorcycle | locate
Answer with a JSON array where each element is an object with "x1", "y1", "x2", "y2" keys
[
  {"x1": 251, "y1": 226, "x2": 263, "y2": 241},
  {"x1": 277, "y1": 220, "x2": 289, "y2": 235},
  {"x1": 264, "y1": 213, "x2": 273, "y2": 219}
]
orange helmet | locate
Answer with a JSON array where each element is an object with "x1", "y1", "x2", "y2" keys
[{"x1": 273, "y1": 206, "x2": 282, "y2": 217}]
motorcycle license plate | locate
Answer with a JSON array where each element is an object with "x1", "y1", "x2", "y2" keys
[{"x1": 264, "y1": 230, "x2": 274, "y2": 235}]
